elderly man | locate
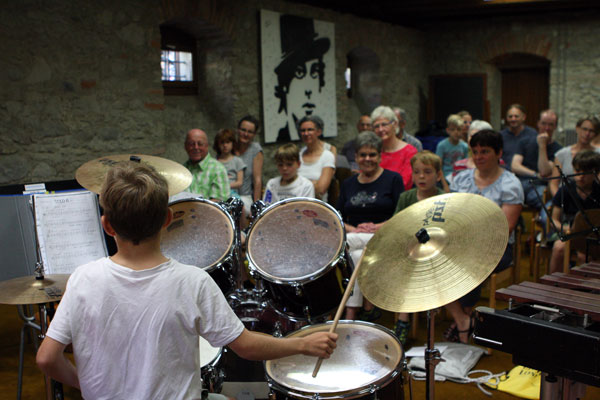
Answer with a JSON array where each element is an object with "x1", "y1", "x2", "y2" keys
[
  {"x1": 511, "y1": 110, "x2": 562, "y2": 208},
  {"x1": 184, "y1": 129, "x2": 230, "y2": 201},
  {"x1": 341, "y1": 115, "x2": 372, "y2": 172},
  {"x1": 500, "y1": 104, "x2": 538, "y2": 168},
  {"x1": 393, "y1": 107, "x2": 423, "y2": 152}
]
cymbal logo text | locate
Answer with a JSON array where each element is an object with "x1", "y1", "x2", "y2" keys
[{"x1": 422, "y1": 199, "x2": 447, "y2": 226}]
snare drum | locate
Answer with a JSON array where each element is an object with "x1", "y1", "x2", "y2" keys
[
  {"x1": 265, "y1": 321, "x2": 404, "y2": 399},
  {"x1": 199, "y1": 336, "x2": 224, "y2": 393},
  {"x1": 162, "y1": 199, "x2": 236, "y2": 294},
  {"x1": 246, "y1": 198, "x2": 349, "y2": 320}
]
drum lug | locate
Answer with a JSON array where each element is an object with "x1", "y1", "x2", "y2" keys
[
  {"x1": 311, "y1": 394, "x2": 321, "y2": 400},
  {"x1": 342, "y1": 278, "x2": 350, "y2": 289},
  {"x1": 273, "y1": 321, "x2": 283, "y2": 338},
  {"x1": 303, "y1": 306, "x2": 311, "y2": 320},
  {"x1": 294, "y1": 285, "x2": 303, "y2": 297},
  {"x1": 369, "y1": 384, "x2": 380, "y2": 395}
]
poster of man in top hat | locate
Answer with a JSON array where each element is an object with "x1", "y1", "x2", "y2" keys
[{"x1": 261, "y1": 10, "x2": 337, "y2": 144}]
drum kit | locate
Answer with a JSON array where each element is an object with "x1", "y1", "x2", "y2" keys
[{"x1": 0, "y1": 154, "x2": 510, "y2": 400}]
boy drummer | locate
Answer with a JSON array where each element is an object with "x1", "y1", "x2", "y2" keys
[{"x1": 36, "y1": 163, "x2": 337, "y2": 399}]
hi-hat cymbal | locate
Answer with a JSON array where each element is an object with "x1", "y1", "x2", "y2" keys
[
  {"x1": 75, "y1": 154, "x2": 192, "y2": 196},
  {"x1": 358, "y1": 193, "x2": 509, "y2": 313},
  {"x1": 570, "y1": 209, "x2": 600, "y2": 260},
  {"x1": 0, "y1": 275, "x2": 70, "y2": 305}
]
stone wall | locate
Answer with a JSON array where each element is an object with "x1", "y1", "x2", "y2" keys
[{"x1": 425, "y1": 11, "x2": 600, "y2": 145}]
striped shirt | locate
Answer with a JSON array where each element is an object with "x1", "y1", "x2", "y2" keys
[{"x1": 184, "y1": 154, "x2": 231, "y2": 201}]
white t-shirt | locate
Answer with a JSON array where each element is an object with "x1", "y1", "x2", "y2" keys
[
  {"x1": 298, "y1": 148, "x2": 335, "y2": 202},
  {"x1": 46, "y1": 257, "x2": 244, "y2": 400},
  {"x1": 263, "y1": 175, "x2": 315, "y2": 204}
]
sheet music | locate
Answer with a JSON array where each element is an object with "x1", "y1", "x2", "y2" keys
[{"x1": 34, "y1": 191, "x2": 107, "y2": 274}]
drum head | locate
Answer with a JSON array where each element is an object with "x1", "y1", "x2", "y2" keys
[
  {"x1": 199, "y1": 336, "x2": 221, "y2": 368},
  {"x1": 265, "y1": 321, "x2": 403, "y2": 397},
  {"x1": 247, "y1": 199, "x2": 344, "y2": 283},
  {"x1": 161, "y1": 199, "x2": 234, "y2": 269}
]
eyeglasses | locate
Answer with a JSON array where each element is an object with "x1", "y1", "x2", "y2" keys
[
  {"x1": 238, "y1": 128, "x2": 255, "y2": 134},
  {"x1": 185, "y1": 141, "x2": 206, "y2": 148},
  {"x1": 300, "y1": 128, "x2": 316, "y2": 133},
  {"x1": 372, "y1": 121, "x2": 394, "y2": 130},
  {"x1": 357, "y1": 151, "x2": 379, "y2": 159}
]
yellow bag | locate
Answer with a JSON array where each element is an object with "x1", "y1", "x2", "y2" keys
[{"x1": 486, "y1": 365, "x2": 541, "y2": 399}]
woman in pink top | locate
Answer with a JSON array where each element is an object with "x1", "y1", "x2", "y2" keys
[{"x1": 371, "y1": 106, "x2": 417, "y2": 189}]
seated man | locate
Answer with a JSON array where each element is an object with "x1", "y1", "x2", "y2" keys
[
  {"x1": 184, "y1": 128, "x2": 231, "y2": 201},
  {"x1": 36, "y1": 163, "x2": 337, "y2": 399},
  {"x1": 341, "y1": 115, "x2": 372, "y2": 172},
  {"x1": 511, "y1": 109, "x2": 562, "y2": 209}
]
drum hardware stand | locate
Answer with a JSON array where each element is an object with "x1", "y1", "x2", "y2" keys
[
  {"x1": 226, "y1": 198, "x2": 245, "y2": 290},
  {"x1": 424, "y1": 309, "x2": 445, "y2": 400}
]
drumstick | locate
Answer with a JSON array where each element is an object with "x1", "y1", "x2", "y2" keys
[{"x1": 312, "y1": 251, "x2": 365, "y2": 378}]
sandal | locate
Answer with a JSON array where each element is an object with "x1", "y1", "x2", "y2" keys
[
  {"x1": 443, "y1": 324, "x2": 459, "y2": 342},
  {"x1": 457, "y1": 317, "x2": 475, "y2": 344}
]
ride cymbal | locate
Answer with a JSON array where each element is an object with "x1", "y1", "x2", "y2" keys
[
  {"x1": 570, "y1": 209, "x2": 600, "y2": 260},
  {"x1": 358, "y1": 193, "x2": 509, "y2": 313},
  {"x1": 0, "y1": 274, "x2": 70, "y2": 305},
  {"x1": 75, "y1": 154, "x2": 192, "y2": 196}
]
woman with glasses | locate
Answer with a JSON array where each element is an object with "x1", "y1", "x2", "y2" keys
[
  {"x1": 371, "y1": 106, "x2": 418, "y2": 189},
  {"x1": 235, "y1": 115, "x2": 264, "y2": 212},
  {"x1": 297, "y1": 115, "x2": 336, "y2": 202},
  {"x1": 336, "y1": 131, "x2": 404, "y2": 321},
  {"x1": 549, "y1": 116, "x2": 600, "y2": 196}
]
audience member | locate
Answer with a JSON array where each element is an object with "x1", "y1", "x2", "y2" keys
[
  {"x1": 445, "y1": 130, "x2": 523, "y2": 343},
  {"x1": 183, "y1": 129, "x2": 230, "y2": 201},
  {"x1": 36, "y1": 163, "x2": 337, "y2": 399},
  {"x1": 549, "y1": 116, "x2": 600, "y2": 196},
  {"x1": 457, "y1": 110, "x2": 472, "y2": 141},
  {"x1": 392, "y1": 151, "x2": 444, "y2": 344},
  {"x1": 341, "y1": 115, "x2": 372, "y2": 172},
  {"x1": 372, "y1": 105, "x2": 418, "y2": 189},
  {"x1": 511, "y1": 109, "x2": 562, "y2": 208},
  {"x1": 263, "y1": 143, "x2": 315, "y2": 204},
  {"x1": 297, "y1": 115, "x2": 336, "y2": 202},
  {"x1": 337, "y1": 131, "x2": 404, "y2": 321},
  {"x1": 452, "y1": 120, "x2": 494, "y2": 175},
  {"x1": 393, "y1": 107, "x2": 423, "y2": 151},
  {"x1": 235, "y1": 115, "x2": 264, "y2": 211},
  {"x1": 436, "y1": 114, "x2": 469, "y2": 179},
  {"x1": 549, "y1": 150, "x2": 600, "y2": 273},
  {"x1": 500, "y1": 104, "x2": 538, "y2": 168},
  {"x1": 214, "y1": 129, "x2": 246, "y2": 199}
]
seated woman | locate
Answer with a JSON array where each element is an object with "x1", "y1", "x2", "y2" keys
[
  {"x1": 446, "y1": 129, "x2": 523, "y2": 343},
  {"x1": 452, "y1": 120, "x2": 493, "y2": 175},
  {"x1": 371, "y1": 105, "x2": 418, "y2": 189},
  {"x1": 336, "y1": 131, "x2": 405, "y2": 320},
  {"x1": 550, "y1": 116, "x2": 600, "y2": 196},
  {"x1": 297, "y1": 115, "x2": 336, "y2": 202}
]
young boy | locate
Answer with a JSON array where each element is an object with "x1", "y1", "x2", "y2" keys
[
  {"x1": 549, "y1": 150, "x2": 600, "y2": 273},
  {"x1": 36, "y1": 163, "x2": 336, "y2": 399},
  {"x1": 436, "y1": 114, "x2": 469, "y2": 179},
  {"x1": 264, "y1": 143, "x2": 315, "y2": 204},
  {"x1": 392, "y1": 151, "x2": 445, "y2": 344}
]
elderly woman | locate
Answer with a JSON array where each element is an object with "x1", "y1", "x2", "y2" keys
[
  {"x1": 235, "y1": 115, "x2": 264, "y2": 212},
  {"x1": 445, "y1": 129, "x2": 524, "y2": 343},
  {"x1": 371, "y1": 106, "x2": 418, "y2": 189},
  {"x1": 297, "y1": 115, "x2": 336, "y2": 202},
  {"x1": 337, "y1": 131, "x2": 405, "y2": 320},
  {"x1": 549, "y1": 116, "x2": 600, "y2": 196}
]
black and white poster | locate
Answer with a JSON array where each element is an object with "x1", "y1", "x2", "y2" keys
[{"x1": 260, "y1": 10, "x2": 337, "y2": 144}]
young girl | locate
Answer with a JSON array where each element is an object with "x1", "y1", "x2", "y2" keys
[{"x1": 214, "y1": 129, "x2": 246, "y2": 198}]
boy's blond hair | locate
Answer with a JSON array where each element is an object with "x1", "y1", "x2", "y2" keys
[
  {"x1": 274, "y1": 143, "x2": 300, "y2": 164},
  {"x1": 410, "y1": 150, "x2": 442, "y2": 173},
  {"x1": 447, "y1": 114, "x2": 464, "y2": 129},
  {"x1": 99, "y1": 163, "x2": 169, "y2": 245}
]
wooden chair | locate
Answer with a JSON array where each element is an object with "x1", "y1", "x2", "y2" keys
[
  {"x1": 528, "y1": 189, "x2": 552, "y2": 275},
  {"x1": 485, "y1": 224, "x2": 522, "y2": 309}
]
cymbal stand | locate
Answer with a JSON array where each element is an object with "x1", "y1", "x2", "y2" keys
[{"x1": 425, "y1": 309, "x2": 443, "y2": 400}]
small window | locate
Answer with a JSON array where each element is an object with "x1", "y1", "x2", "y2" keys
[{"x1": 160, "y1": 25, "x2": 197, "y2": 95}]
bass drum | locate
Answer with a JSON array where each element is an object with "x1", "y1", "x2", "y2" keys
[
  {"x1": 265, "y1": 321, "x2": 404, "y2": 400},
  {"x1": 162, "y1": 198, "x2": 236, "y2": 294},
  {"x1": 199, "y1": 336, "x2": 224, "y2": 394},
  {"x1": 246, "y1": 198, "x2": 349, "y2": 320}
]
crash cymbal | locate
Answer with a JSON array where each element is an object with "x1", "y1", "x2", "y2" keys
[
  {"x1": 358, "y1": 193, "x2": 509, "y2": 313},
  {"x1": 0, "y1": 274, "x2": 70, "y2": 305},
  {"x1": 570, "y1": 209, "x2": 600, "y2": 259},
  {"x1": 75, "y1": 154, "x2": 192, "y2": 196}
]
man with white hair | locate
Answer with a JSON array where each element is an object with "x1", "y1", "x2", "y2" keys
[{"x1": 393, "y1": 107, "x2": 423, "y2": 152}]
